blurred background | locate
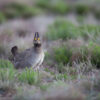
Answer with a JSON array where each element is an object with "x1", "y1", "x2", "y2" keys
[{"x1": 0, "y1": 0, "x2": 100, "y2": 58}]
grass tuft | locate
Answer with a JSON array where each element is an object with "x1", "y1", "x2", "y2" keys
[
  {"x1": 18, "y1": 68, "x2": 39, "y2": 85},
  {"x1": 46, "y1": 19, "x2": 79, "y2": 40}
]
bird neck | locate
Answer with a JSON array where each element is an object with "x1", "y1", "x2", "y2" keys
[{"x1": 33, "y1": 43, "x2": 42, "y2": 53}]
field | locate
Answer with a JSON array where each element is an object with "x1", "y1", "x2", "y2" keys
[{"x1": 0, "y1": 0, "x2": 100, "y2": 100}]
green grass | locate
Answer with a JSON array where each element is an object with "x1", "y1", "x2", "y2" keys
[
  {"x1": 0, "y1": 0, "x2": 99, "y2": 22},
  {"x1": 36, "y1": 0, "x2": 69, "y2": 14},
  {"x1": 0, "y1": 11, "x2": 100, "y2": 99},
  {"x1": 0, "y1": 66, "x2": 16, "y2": 91},
  {"x1": 45, "y1": 46, "x2": 72, "y2": 66},
  {"x1": 55, "y1": 73, "x2": 68, "y2": 81},
  {"x1": 2, "y1": 3, "x2": 41, "y2": 19},
  {"x1": 88, "y1": 43, "x2": 100, "y2": 68},
  {"x1": 0, "y1": 59, "x2": 14, "y2": 68},
  {"x1": 94, "y1": 9, "x2": 100, "y2": 20},
  {"x1": 0, "y1": 12, "x2": 6, "y2": 23},
  {"x1": 54, "y1": 47, "x2": 72, "y2": 64},
  {"x1": 75, "y1": 4, "x2": 90, "y2": 15},
  {"x1": 0, "y1": 68, "x2": 16, "y2": 82},
  {"x1": 46, "y1": 19, "x2": 100, "y2": 41},
  {"x1": 46, "y1": 19, "x2": 80, "y2": 40},
  {"x1": 36, "y1": 0, "x2": 100, "y2": 17},
  {"x1": 18, "y1": 68, "x2": 39, "y2": 85},
  {"x1": 0, "y1": 60, "x2": 40, "y2": 85},
  {"x1": 79, "y1": 25, "x2": 100, "y2": 41}
]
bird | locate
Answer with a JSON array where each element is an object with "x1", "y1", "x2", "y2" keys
[{"x1": 11, "y1": 32, "x2": 44, "y2": 70}]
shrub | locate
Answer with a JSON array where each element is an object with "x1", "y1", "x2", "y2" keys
[
  {"x1": 50, "y1": 0, "x2": 69, "y2": 14},
  {"x1": 0, "y1": 12, "x2": 6, "y2": 23},
  {"x1": 94, "y1": 9, "x2": 100, "y2": 20},
  {"x1": 44, "y1": 46, "x2": 72, "y2": 72},
  {"x1": 75, "y1": 4, "x2": 90, "y2": 15},
  {"x1": 3, "y1": 3, "x2": 39, "y2": 19},
  {"x1": 3, "y1": 8, "x2": 19, "y2": 19},
  {"x1": 36, "y1": 0, "x2": 69, "y2": 14},
  {"x1": 46, "y1": 19, "x2": 80, "y2": 40},
  {"x1": 54, "y1": 47, "x2": 72, "y2": 64},
  {"x1": 36, "y1": 0, "x2": 50, "y2": 9}
]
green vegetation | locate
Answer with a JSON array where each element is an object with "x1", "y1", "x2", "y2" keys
[
  {"x1": 0, "y1": 0, "x2": 99, "y2": 23},
  {"x1": 0, "y1": 61, "x2": 40, "y2": 86},
  {"x1": 89, "y1": 43, "x2": 100, "y2": 68},
  {"x1": 0, "y1": 67, "x2": 16, "y2": 82},
  {"x1": 0, "y1": 0, "x2": 100, "y2": 99},
  {"x1": 45, "y1": 46, "x2": 72, "y2": 71},
  {"x1": 3, "y1": 3, "x2": 41, "y2": 19},
  {"x1": 36, "y1": 0, "x2": 100, "y2": 18},
  {"x1": 45, "y1": 19, "x2": 100, "y2": 70},
  {"x1": 0, "y1": 59, "x2": 13, "y2": 68},
  {"x1": 94, "y1": 9, "x2": 100, "y2": 20},
  {"x1": 46, "y1": 19, "x2": 100, "y2": 41},
  {"x1": 46, "y1": 19, "x2": 79, "y2": 40},
  {"x1": 75, "y1": 4, "x2": 90, "y2": 15},
  {"x1": 36, "y1": 0, "x2": 69, "y2": 14},
  {"x1": 0, "y1": 12, "x2": 6, "y2": 23},
  {"x1": 18, "y1": 68, "x2": 39, "y2": 85},
  {"x1": 54, "y1": 47, "x2": 72, "y2": 65},
  {"x1": 0, "y1": 3, "x2": 42, "y2": 21},
  {"x1": 79, "y1": 25, "x2": 100, "y2": 40}
]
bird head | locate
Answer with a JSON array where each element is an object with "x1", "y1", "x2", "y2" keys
[{"x1": 33, "y1": 32, "x2": 41, "y2": 48}]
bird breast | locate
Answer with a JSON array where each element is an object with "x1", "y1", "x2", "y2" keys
[{"x1": 29, "y1": 50, "x2": 44, "y2": 68}]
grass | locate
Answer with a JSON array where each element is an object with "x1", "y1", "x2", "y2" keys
[
  {"x1": 36, "y1": 0, "x2": 100, "y2": 19},
  {"x1": 54, "y1": 47, "x2": 72, "y2": 65},
  {"x1": 94, "y1": 9, "x2": 100, "y2": 20},
  {"x1": 0, "y1": 0, "x2": 99, "y2": 23},
  {"x1": 0, "y1": 7, "x2": 100, "y2": 99},
  {"x1": 36, "y1": 0, "x2": 69, "y2": 14},
  {"x1": 0, "y1": 12, "x2": 6, "y2": 23},
  {"x1": 2, "y1": 3, "x2": 41, "y2": 20},
  {"x1": 44, "y1": 45, "x2": 73, "y2": 71},
  {"x1": 0, "y1": 47, "x2": 99, "y2": 99},
  {"x1": 88, "y1": 43, "x2": 100, "y2": 68},
  {"x1": 79, "y1": 25, "x2": 100, "y2": 41},
  {"x1": 0, "y1": 60, "x2": 39, "y2": 89},
  {"x1": 0, "y1": 59, "x2": 14, "y2": 68},
  {"x1": 46, "y1": 19, "x2": 100, "y2": 41},
  {"x1": 18, "y1": 68, "x2": 39, "y2": 85},
  {"x1": 46, "y1": 19, "x2": 80, "y2": 40},
  {"x1": 74, "y1": 4, "x2": 90, "y2": 15}
]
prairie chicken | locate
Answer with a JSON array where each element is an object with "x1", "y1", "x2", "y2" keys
[{"x1": 11, "y1": 32, "x2": 44, "y2": 70}]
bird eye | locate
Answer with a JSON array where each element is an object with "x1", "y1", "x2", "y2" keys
[
  {"x1": 34, "y1": 38, "x2": 37, "y2": 40},
  {"x1": 38, "y1": 38, "x2": 40, "y2": 40}
]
